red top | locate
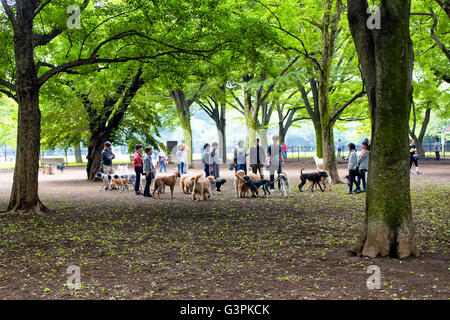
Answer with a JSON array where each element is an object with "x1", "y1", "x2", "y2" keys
[
  {"x1": 282, "y1": 144, "x2": 287, "y2": 152},
  {"x1": 133, "y1": 152, "x2": 142, "y2": 168}
]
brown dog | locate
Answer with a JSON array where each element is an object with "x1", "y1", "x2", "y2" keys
[
  {"x1": 192, "y1": 173, "x2": 215, "y2": 201},
  {"x1": 109, "y1": 178, "x2": 130, "y2": 192},
  {"x1": 234, "y1": 170, "x2": 260, "y2": 198},
  {"x1": 180, "y1": 174, "x2": 196, "y2": 194},
  {"x1": 152, "y1": 171, "x2": 181, "y2": 199}
]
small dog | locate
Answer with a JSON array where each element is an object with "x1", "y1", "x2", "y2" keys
[
  {"x1": 110, "y1": 178, "x2": 130, "y2": 192},
  {"x1": 96, "y1": 172, "x2": 113, "y2": 191},
  {"x1": 192, "y1": 173, "x2": 215, "y2": 201},
  {"x1": 276, "y1": 172, "x2": 291, "y2": 196},
  {"x1": 234, "y1": 170, "x2": 260, "y2": 198},
  {"x1": 242, "y1": 175, "x2": 271, "y2": 197},
  {"x1": 298, "y1": 168, "x2": 329, "y2": 192},
  {"x1": 214, "y1": 179, "x2": 227, "y2": 193},
  {"x1": 313, "y1": 156, "x2": 323, "y2": 169},
  {"x1": 153, "y1": 171, "x2": 181, "y2": 199}
]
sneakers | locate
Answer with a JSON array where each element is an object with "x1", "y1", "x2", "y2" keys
[
  {"x1": 135, "y1": 191, "x2": 143, "y2": 195},
  {"x1": 417, "y1": 171, "x2": 422, "y2": 175}
]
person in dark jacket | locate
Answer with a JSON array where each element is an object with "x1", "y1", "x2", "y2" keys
[
  {"x1": 101, "y1": 141, "x2": 115, "y2": 174},
  {"x1": 143, "y1": 146, "x2": 155, "y2": 197}
]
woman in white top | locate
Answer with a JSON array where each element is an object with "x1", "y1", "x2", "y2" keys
[{"x1": 177, "y1": 145, "x2": 186, "y2": 174}]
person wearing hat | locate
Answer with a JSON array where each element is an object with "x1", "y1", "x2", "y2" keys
[{"x1": 101, "y1": 141, "x2": 115, "y2": 174}]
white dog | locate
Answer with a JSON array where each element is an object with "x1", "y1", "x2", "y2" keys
[
  {"x1": 313, "y1": 156, "x2": 323, "y2": 169},
  {"x1": 96, "y1": 172, "x2": 114, "y2": 191},
  {"x1": 276, "y1": 172, "x2": 291, "y2": 196}
]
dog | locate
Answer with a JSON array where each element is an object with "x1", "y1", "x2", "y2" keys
[
  {"x1": 96, "y1": 172, "x2": 113, "y2": 191},
  {"x1": 276, "y1": 172, "x2": 291, "y2": 196},
  {"x1": 313, "y1": 156, "x2": 323, "y2": 169},
  {"x1": 242, "y1": 176, "x2": 271, "y2": 197},
  {"x1": 192, "y1": 173, "x2": 215, "y2": 201},
  {"x1": 316, "y1": 169, "x2": 332, "y2": 191},
  {"x1": 180, "y1": 174, "x2": 196, "y2": 194},
  {"x1": 110, "y1": 178, "x2": 130, "y2": 192},
  {"x1": 214, "y1": 179, "x2": 227, "y2": 194},
  {"x1": 298, "y1": 168, "x2": 329, "y2": 192},
  {"x1": 152, "y1": 171, "x2": 180, "y2": 199},
  {"x1": 234, "y1": 170, "x2": 260, "y2": 198}
]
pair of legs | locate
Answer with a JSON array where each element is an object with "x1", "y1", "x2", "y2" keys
[
  {"x1": 348, "y1": 169, "x2": 361, "y2": 193},
  {"x1": 143, "y1": 174, "x2": 153, "y2": 197},
  {"x1": 159, "y1": 161, "x2": 167, "y2": 172},
  {"x1": 356, "y1": 169, "x2": 367, "y2": 192},
  {"x1": 410, "y1": 156, "x2": 422, "y2": 174},
  {"x1": 269, "y1": 165, "x2": 281, "y2": 190},
  {"x1": 337, "y1": 149, "x2": 342, "y2": 158},
  {"x1": 134, "y1": 166, "x2": 143, "y2": 194},
  {"x1": 435, "y1": 151, "x2": 440, "y2": 161},
  {"x1": 250, "y1": 164, "x2": 264, "y2": 179},
  {"x1": 178, "y1": 162, "x2": 185, "y2": 174},
  {"x1": 103, "y1": 165, "x2": 114, "y2": 174},
  {"x1": 237, "y1": 163, "x2": 247, "y2": 174},
  {"x1": 204, "y1": 164, "x2": 211, "y2": 177}
]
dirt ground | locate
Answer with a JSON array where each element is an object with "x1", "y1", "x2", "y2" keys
[{"x1": 0, "y1": 160, "x2": 448, "y2": 300}]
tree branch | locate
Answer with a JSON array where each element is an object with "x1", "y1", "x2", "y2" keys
[
  {"x1": 1, "y1": 0, "x2": 16, "y2": 28},
  {"x1": 330, "y1": 90, "x2": 366, "y2": 123}
]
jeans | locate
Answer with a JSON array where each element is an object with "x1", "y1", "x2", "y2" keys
[
  {"x1": 357, "y1": 169, "x2": 367, "y2": 191},
  {"x1": 178, "y1": 163, "x2": 184, "y2": 174},
  {"x1": 283, "y1": 151, "x2": 287, "y2": 160},
  {"x1": 143, "y1": 174, "x2": 152, "y2": 197},
  {"x1": 349, "y1": 169, "x2": 360, "y2": 192},
  {"x1": 435, "y1": 151, "x2": 440, "y2": 160},
  {"x1": 134, "y1": 166, "x2": 143, "y2": 192},
  {"x1": 237, "y1": 163, "x2": 247, "y2": 174},
  {"x1": 204, "y1": 164, "x2": 211, "y2": 177},
  {"x1": 159, "y1": 161, "x2": 167, "y2": 172}
]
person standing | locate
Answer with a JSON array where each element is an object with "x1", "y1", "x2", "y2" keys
[
  {"x1": 133, "y1": 144, "x2": 144, "y2": 195},
  {"x1": 347, "y1": 143, "x2": 361, "y2": 194},
  {"x1": 234, "y1": 140, "x2": 247, "y2": 174},
  {"x1": 249, "y1": 138, "x2": 266, "y2": 179},
  {"x1": 202, "y1": 143, "x2": 212, "y2": 177},
  {"x1": 410, "y1": 139, "x2": 422, "y2": 175},
  {"x1": 101, "y1": 141, "x2": 115, "y2": 174},
  {"x1": 159, "y1": 151, "x2": 167, "y2": 173},
  {"x1": 210, "y1": 142, "x2": 220, "y2": 179},
  {"x1": 337, "y1": 139, "x2": 343, "y2": 158},
  {"x1": 176, "y1": 145, "x2": 186, "y2": 174},
  {"x1": 181, "y1": 140, "x2": 189, "y2": 174},
  {"x1": 356, "y1": 141, "x2": 370, "y2": 193},
  {"x1": 267, "y1": 135, "x2": 283, "y2": 191},
  {"x1": 434, "y1": 137, "x2": 442, "y2": 161},
  {"x1": 143, "y1": 146, "x2": 155, "y2": 198},
  {"x1": 282, "y1": 142, "x2": 287, "y2": 160}
]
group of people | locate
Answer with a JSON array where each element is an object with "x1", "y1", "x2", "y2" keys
[{"x1": 346, "y1": 140, "x2": 370, "y2": 194}]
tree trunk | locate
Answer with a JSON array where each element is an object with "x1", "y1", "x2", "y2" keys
[
  {"x1": 7, "y1": 1, "x2": 48, "y2": 214},
  {"x1": 321, "y1": 123, "x2": 340, "y2": 182},
  {"x1": 74, "y1": 143, "x2": 83, "y2": 163},
  {"x1": 348, "y1": 0, "x2": 418, "y2": 258},
  {"x1": 170, "y1": 89, "x2": 193, "y2": 165},
  {"x1": 259, "y1": 128, "x2": 268, "y2": 151},
  {"x1": 86, "y1": 133, "x2": 106, "y2": 180},
  {"x1": 409, "y1": 107, "x2": 431, "y2": 158},
  {"x1": 313, "y1": 119, "x2": 323, "y2": 158}
]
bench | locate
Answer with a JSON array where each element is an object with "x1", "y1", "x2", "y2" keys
[{"x1": 40, "y1": 158, "x2": 66, "y2": 174}]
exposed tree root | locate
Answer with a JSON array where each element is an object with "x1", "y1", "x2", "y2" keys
[{"x1": 5, "y1": 200, "x2": 49, "y2": 215}]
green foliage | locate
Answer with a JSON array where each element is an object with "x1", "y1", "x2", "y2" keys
[{"x1": 0, "y1": 96, "x2": 17, "y2": 148}]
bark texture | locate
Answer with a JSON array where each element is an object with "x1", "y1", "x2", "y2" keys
[{"x1": 348, "y1": 0, "x2": 419, "y2": 258}]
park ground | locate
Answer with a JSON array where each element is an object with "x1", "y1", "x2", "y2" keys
[{"x1": 0, "y1": 160, "x2": 448, "y2": 300}]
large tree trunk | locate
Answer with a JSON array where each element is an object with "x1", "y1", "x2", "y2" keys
[
  {"x1": 313, "y1": 119, "x2": 323, "y2": 158},
  {"x1": 86, "y1": 133, "x2": 106, "y2": 180},
  {"x1": 74, "y1": 143, "x2": 83, "y2": 163},
  {"x1": 7, "y1": 1, "x2": 48, "y2": 214},
  {"x1": 348, "y1": 0, "x2": 418, "y2": 258},
  {"x1": 321, "y1": 123, "x2": 339, "y2": 182}
]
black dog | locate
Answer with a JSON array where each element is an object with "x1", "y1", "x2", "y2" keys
[
  {"x1": 242, "y1": 176, "x2": 271, "y2": 197},
  {"x1": 215, "y1": 179, "x2": 227, "y2": 192},
  {"x1": 298, "y1": 168, "x2": 328, "y2": 192}
]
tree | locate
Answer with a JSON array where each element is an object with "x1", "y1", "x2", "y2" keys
[
  {"x1": 348, "y1": 0, "x2": 419, "y2": 258},
  {"x1": 0, "y1": 0, "x2": 229, "y2": 213}
]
